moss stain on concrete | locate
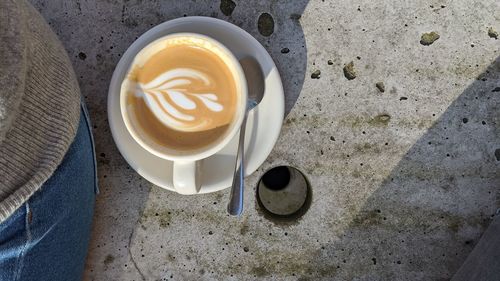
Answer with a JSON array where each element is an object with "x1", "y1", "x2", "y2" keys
[
  {"x1": 103, "y1": 254, "x2": 115, "y2": 265},
  {"x1": 420, "y1": 31, "x2": 440, "y2": 45},
  {"x1": 488, "y1": 27, "x2": 498, "y2": 39},
  {"x1": 142, "y1": 208, "x2": 172, "y2": 228},
  {"x1": 311, "y1": 70, "x2": 321, "y2": 79},
  {"x1": 339, "y1": 114, "x2": 437, "y2": 130},
  {"x1": 250, "y1": 266, "x2": 268, "y2": 277},
  {"x1": 354, "y1": 143, "x2": 382, "y2": 154},
  {"x1": 352, "y1": 209, "x2": 383, "y2": 226},
  {"x1": 343, "y1": 61, "x2": 357, "y2": 80},
  {"x1": 258, "y1": 13, "x2": 274, "y2": 37},
  {"x1": 220, "y1": 0, "x2": 236, "y2": 16},
  {"x1": 352, "y1": 169, "x2": 362, "y2": 178},
  {"x1": 284, "y1": 117, "x2": 297, "y2": 125},
  {"x1": 245, "y1": 249, "x2": 337, "y2": 278},
  {"x1": 142, "y1": 203, "x2": 229, "y2": 229},
  {"x1": 376, "y1": 82, "x2": 385, "y2": 92},
  {"x1": 349, "y1": 202, "x2": 491, "y2": 236},
  {"x1": 370, "y1": 114, "x2": 391, "y2": 126},
  {"x1": 240, "y1": 223, "x2": 250, "y2": 235}
]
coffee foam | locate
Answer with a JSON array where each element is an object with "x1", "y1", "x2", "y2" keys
[{"x1": 122, "y1": 35, "x2": 239, "y2": 151}]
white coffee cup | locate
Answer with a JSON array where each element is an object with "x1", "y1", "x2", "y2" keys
[{"x1": 120, "y1": 33, "x2": 247, "y2": 195}]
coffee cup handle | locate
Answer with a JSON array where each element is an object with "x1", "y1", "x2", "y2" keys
[{"x1": 173, "y1": 160, "x2": 201, "y2": 195}]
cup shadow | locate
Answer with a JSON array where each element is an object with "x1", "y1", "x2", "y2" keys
[
  {"x1": 305, "y1": 57, "x2": 500, "y2": 280},
  {"x1": 226, "y1": 0, "x2": 310, "y2": 115}
]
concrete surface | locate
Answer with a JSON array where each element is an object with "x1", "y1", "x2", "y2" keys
[
  {"x1": 452, "y1": 215, "x2": 500, "y2": 281},
  {"x1": 30, "y1": 0, "x2": 500, "y2": 280}
]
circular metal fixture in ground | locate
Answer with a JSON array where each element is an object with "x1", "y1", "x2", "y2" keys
[{"x1": 256, "y1": 166, "x2": 311, "y2": 222}]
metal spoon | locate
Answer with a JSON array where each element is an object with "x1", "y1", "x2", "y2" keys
[{"x1": 227, "y1": 57, "x2": 265, "y2": 216}]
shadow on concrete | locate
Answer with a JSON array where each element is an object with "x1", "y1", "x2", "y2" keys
[
  {"x1": 29, "y1": 0, "x2": 310, "y2": 279},
  {"x1": 304, "y1": 57, "x2": 500, "y2": 280}
]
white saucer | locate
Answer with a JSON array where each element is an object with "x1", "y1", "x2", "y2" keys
[{"x1": 108, "y1": 17, "x2": 284, "y2": 194}]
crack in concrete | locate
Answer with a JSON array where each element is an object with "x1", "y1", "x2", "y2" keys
[{"x1": 128, "y1": 224, "x2": 146, "y2": 281}]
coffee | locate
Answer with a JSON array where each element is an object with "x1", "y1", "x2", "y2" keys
[{"x1": 124, "y1": 36, "x2": 238, "y2": 151}]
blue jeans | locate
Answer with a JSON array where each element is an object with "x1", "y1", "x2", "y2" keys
[{"x1": 0, "y1": 106, "x2": 97, "y2": 281}]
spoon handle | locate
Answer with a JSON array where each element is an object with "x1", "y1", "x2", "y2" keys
[{"x1": 227, "y1": 113, "x2": 248, "y2": 216}]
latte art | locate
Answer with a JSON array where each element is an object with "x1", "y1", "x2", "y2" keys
[
  {"x1": 136, "y1": 68, "x2": 224, "y2": 132},
  {"x1": 123, "y1": 36, "x2": 239, "y2": 151}
]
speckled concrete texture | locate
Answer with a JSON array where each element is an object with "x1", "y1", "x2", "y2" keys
[{"x1": 29, "y1": 0, "x2": 500, "y2": 280}]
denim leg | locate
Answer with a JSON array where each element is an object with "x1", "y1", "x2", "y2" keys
[
  {"x1": 0, "y1": 106, "x2": 97, "y2": 281},
  {"x1": 0, "y1": 204, "x2": 28, "y2": 281}
]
